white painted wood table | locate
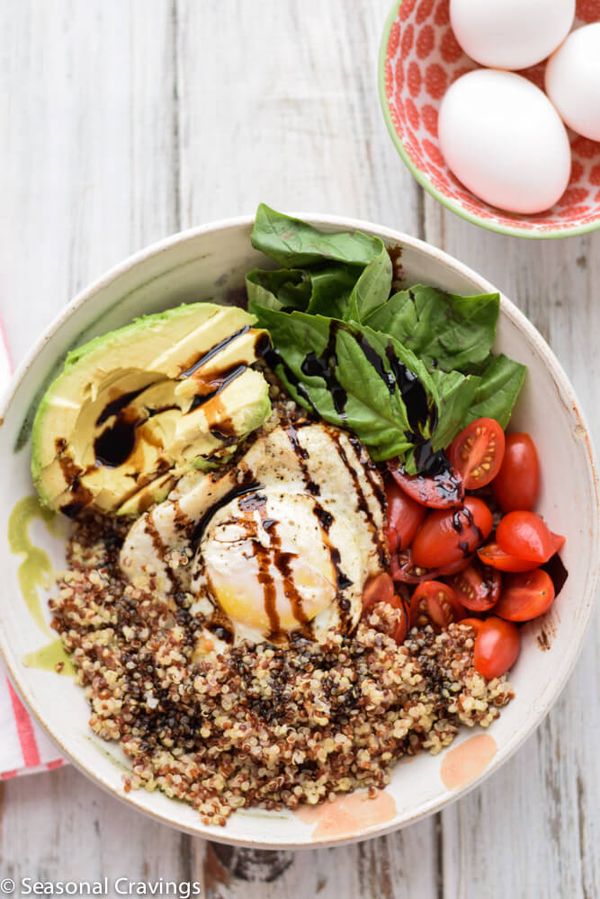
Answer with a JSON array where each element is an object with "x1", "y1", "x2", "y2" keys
[{"x1": 1, "y1": 2, "x2": 600, "y2": 897}]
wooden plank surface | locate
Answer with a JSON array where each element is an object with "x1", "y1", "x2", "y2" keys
[
  {"x1": 425, "y1": 206, "x2": 600, "y2": 899},
  {"x1": 0, "y1": 1, "x2": 599, "y2": 897}
]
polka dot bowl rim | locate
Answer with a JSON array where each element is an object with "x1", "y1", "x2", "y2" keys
[{"x1": 378, "y1": 0, "x2": 600, "y2": 240}]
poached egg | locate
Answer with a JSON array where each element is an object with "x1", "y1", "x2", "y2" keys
[{"x1": 120, "y1": 421, "x2": 387, "y2": 646}]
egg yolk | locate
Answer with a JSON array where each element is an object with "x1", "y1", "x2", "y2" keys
[{"x1": 201, "y1": 493, "x2": 340, "y2": 636}]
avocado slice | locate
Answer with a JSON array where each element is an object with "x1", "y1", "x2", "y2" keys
[{"x1": 31, "y1": 302, "x2": 271, "y2": 517}]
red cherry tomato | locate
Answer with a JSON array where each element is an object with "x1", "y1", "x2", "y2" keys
[
  {"x1": 438, "y1": 556, "x2": 473, "y2": 576},
  {"x1": 390, "y1": 551, "x2": 427, "y2": 584},
  {"x1": 388, "y1": 461, "x2": 464, "y2": 509},
  {"x1": 450, "y1": 561, "x2": 502, "y2": 612},
  {"x1": 411, "y1": 497, "x2": 493, "y2": 570},
  {"x1": 389, "y1": 595, "x2": 410, "y2": 644},
  {"x1": 390, "y1": 551, "x2": 472, "y2": 584},
  {"x1": 448, "y1": 418, "x2": 506, "y2": 490},
  {"x1": 474, "y1": 618, "x2": 521, "y2": 679},
  {"x1": 362, "y1": 583, "x2": 409, "y2": 644},
  {"x1": 493, "y1": 433, "x2": 540, "y2": 513},
  {"x1": 496, "y1": 511, "x2": 565, "y2": 564},
  {"x1": 385, "y1": 481, "x2": 427, "y2": 553},
  {"x1": 410, "y1": 581, "x2": 465, "y2": 630},
  {"x1": 477, "y1": 542, "x2": 539, "y2": 573},
  {"x1": 461, "y1": 617, "x2": 485, "y2": 636},
  {"x1": 362, "y1": 573, "x2": 395, "y2": 610},
  {"x1": 494, "y1": 569, "x2": 555, "y2": 622}
]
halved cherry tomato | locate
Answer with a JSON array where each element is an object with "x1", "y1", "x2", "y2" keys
[
  {"x1": 388, "y1": 460, "x2": 464, "y2": 509},
  {"x1": 438, "y1": 556, "x2": 473, "y2": 576},
  {"x1": 460, "y1": 617, "x2": 485, "y2": 636},
  {"x1": 474, "y1": 617, "x2": 521, "y2": 679},
  {"x1": 389, "y1": 595, "x2": 410, "y2": 644},
  {"x1": 385, "y1": 480, "x2": 427, "y2": 553},
  {"x1": 362, "y1": 587, "x2": 409, "y2": 644},
  {"x1": 362, "y1": 573, "x2": 394, "y2": 610},
  {"x1": 496, "y1": 511, "x2": 565, "y2": 565},
  {"x1": 390, "y1": 551, "x2": 425, "y2": 584},
  {"x1": 493, "y1": 433, "x2": 540, "y2": 513},
  {"x1": 448, "y1": 418, "x2": 505, "y2": 490},
  {"x1": 494, "y1": 569, "x2": 555, "y2": 622},
  {"x1": 411, "y1": 497, "x2": 493, "y2": 570},
  {"x1": 450, "y1": 561, "x2": 502, "y2": 612},
  {"x1": 477, "y1": 542, "x2": 539, "y2": 573},
  {"x1": 410, "y1": 581, "x2": 465, "y2": 630},
  {"x1": 390, "y1": 551, "x2": 473, "y2": 584}
]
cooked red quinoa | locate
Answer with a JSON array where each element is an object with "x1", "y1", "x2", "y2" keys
[{"x1": 50, "y1": 515, "x2": 513, "y2": 826}]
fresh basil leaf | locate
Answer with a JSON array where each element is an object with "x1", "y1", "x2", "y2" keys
[
  {"x1": 247, "y1": 264, "x2": 360, "y2": 319},
  {"x1": 251, "y1": 204, "x2": 385, "y2": 268},
  {"x1": 247, "y1": 207, "x2": 528, "y2": 467},
  {"x1": 465, "y1": 354, "x2": 527, "y2": 428},
  {"x1": 346, "y1": 243, "x2": 393, "y2": 323},
  {"x1": 306, "y1": 265, "x2": 359, "y2": 317},
  {"x1": 430, "y1": 369, "x2": 481, "y2": 451},
  {"x1": 335, "y1": 326, "x2": 438, "y2": 464},
  {"x1": 366, "y1": 284, "x2": 500, "y2": 373},
  {"x1": 257, "y1": 307, "x2": 344, "y2": 422},
  {"x1": 253, "y1": 303, "x2": 438, "y2": 465},
  {"x1": 246, "y1": 268, "x2": 311, "y2": 312}
]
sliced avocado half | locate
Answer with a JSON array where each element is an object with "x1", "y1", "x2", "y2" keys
[{"x1": 31, "y1": 302, "x2": 271, "y2": 517}]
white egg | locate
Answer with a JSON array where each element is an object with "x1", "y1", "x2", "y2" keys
[
  {"x1": 450, "y1": 0, "x2": 575, "y2": 70},
  {"x1": 546, "y1": 24, "x2": 600, "y2": 142},
  {"x1": 438, "y1": 70, "x2": 572, "y2": 214}
]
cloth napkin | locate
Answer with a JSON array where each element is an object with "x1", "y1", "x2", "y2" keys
[{"x1": 0, "y1": 324, "x2": 65, "y2": 779}]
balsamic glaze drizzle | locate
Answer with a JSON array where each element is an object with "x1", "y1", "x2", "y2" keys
[
  {"x1": 284, "y1": 422, "x2": 356, "y2": 630},
  {"x1": 451, "y1": 505, "x2": 483, "y2": 557},
  {"x1": 94, "y1": 417, "x2": 138, "y2": 467},
  {"x1": 188, "y1": 364, "x2": 248, "y2": 411},
  {"x1": 300, "y1": 322, "x2": 347, "y2": 417},
  {"x1": 191, "y1": 474, "x2": 261, "y2": 549},
  {"x1": 246, "y1": 494, "x2": 311, "y2": 638},
  {"x1": 95, "y1": 386, "x2": 149, "y2": 426},
  {"x1": 542, "y1": 553, "x2": 569, "y2": 597},
  {"x1": 90, "y1": 327, "x2": 267, "y2": 472},
  {"x1": 266, "y1": 320, "x2": 437, "y2": 463},
  {"x1": 57, "y1": 440, "x2": 94, "y2": 517},
  {"x1": 328, "y1": 428, "x2": 387, "y2": 566},
  {"x1": 384, "y1": 344, "x2": 432, "y2": 437},
  {"x1": 179, "y1": 326, "x2": 250, "y2": 378}
]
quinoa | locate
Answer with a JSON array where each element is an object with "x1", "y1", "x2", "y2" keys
[{"x1": 50, "y1": 515, "x2": 514, "y2": 826}]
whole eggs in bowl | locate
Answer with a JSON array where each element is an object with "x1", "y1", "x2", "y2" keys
[
  {"x1": 379, "y1": 0, "x2": 600, "y2": 238},
  {"x1": 0, "y1": 214, "x2": 598, "y2": 848}
]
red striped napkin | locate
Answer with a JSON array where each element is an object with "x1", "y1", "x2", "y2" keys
[
  {"x1": 1, "y1": 680, "x2": 65, "y2": 779},
  {"x1": 0, "y1": 324, "x2": 65, "y2": 778}
]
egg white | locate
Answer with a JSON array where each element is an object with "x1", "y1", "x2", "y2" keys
[{"x1": 120, "y1": 422, "x2": 387, "y2": 647}]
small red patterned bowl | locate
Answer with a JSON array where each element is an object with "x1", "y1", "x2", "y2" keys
[{"x1": 379, "y1": 0, "x2": 600, "y2": 238}]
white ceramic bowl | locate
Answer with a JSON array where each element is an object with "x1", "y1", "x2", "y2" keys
[{"x1": 1, "y1": 215, "x2": 598, "y2": 848}]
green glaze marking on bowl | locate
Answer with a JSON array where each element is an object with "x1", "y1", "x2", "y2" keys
[
  {"x1": 85, "y1": 736, "x2": 132, "y2": 774},
  {"x1": 8, "y1": 496, "x2": 57, "y2": 634},
  {"x1": 23, "y1": 638, "x2": 74, "y2": 676},
  {"x1": 236, "y1": 808, "x2": 292, "y2": 822}
]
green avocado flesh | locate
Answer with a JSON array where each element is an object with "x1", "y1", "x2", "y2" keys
[{"x1": 31, "y1": 303, "x2": 271, "y2": 516}]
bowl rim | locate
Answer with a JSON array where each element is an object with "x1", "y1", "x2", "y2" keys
[
  {"x1": 1, "y1": 212, "x2": 599, "y2": 848},
  {"x1": 377, "y1": 0, "x2": 600, "y2": 241}
]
